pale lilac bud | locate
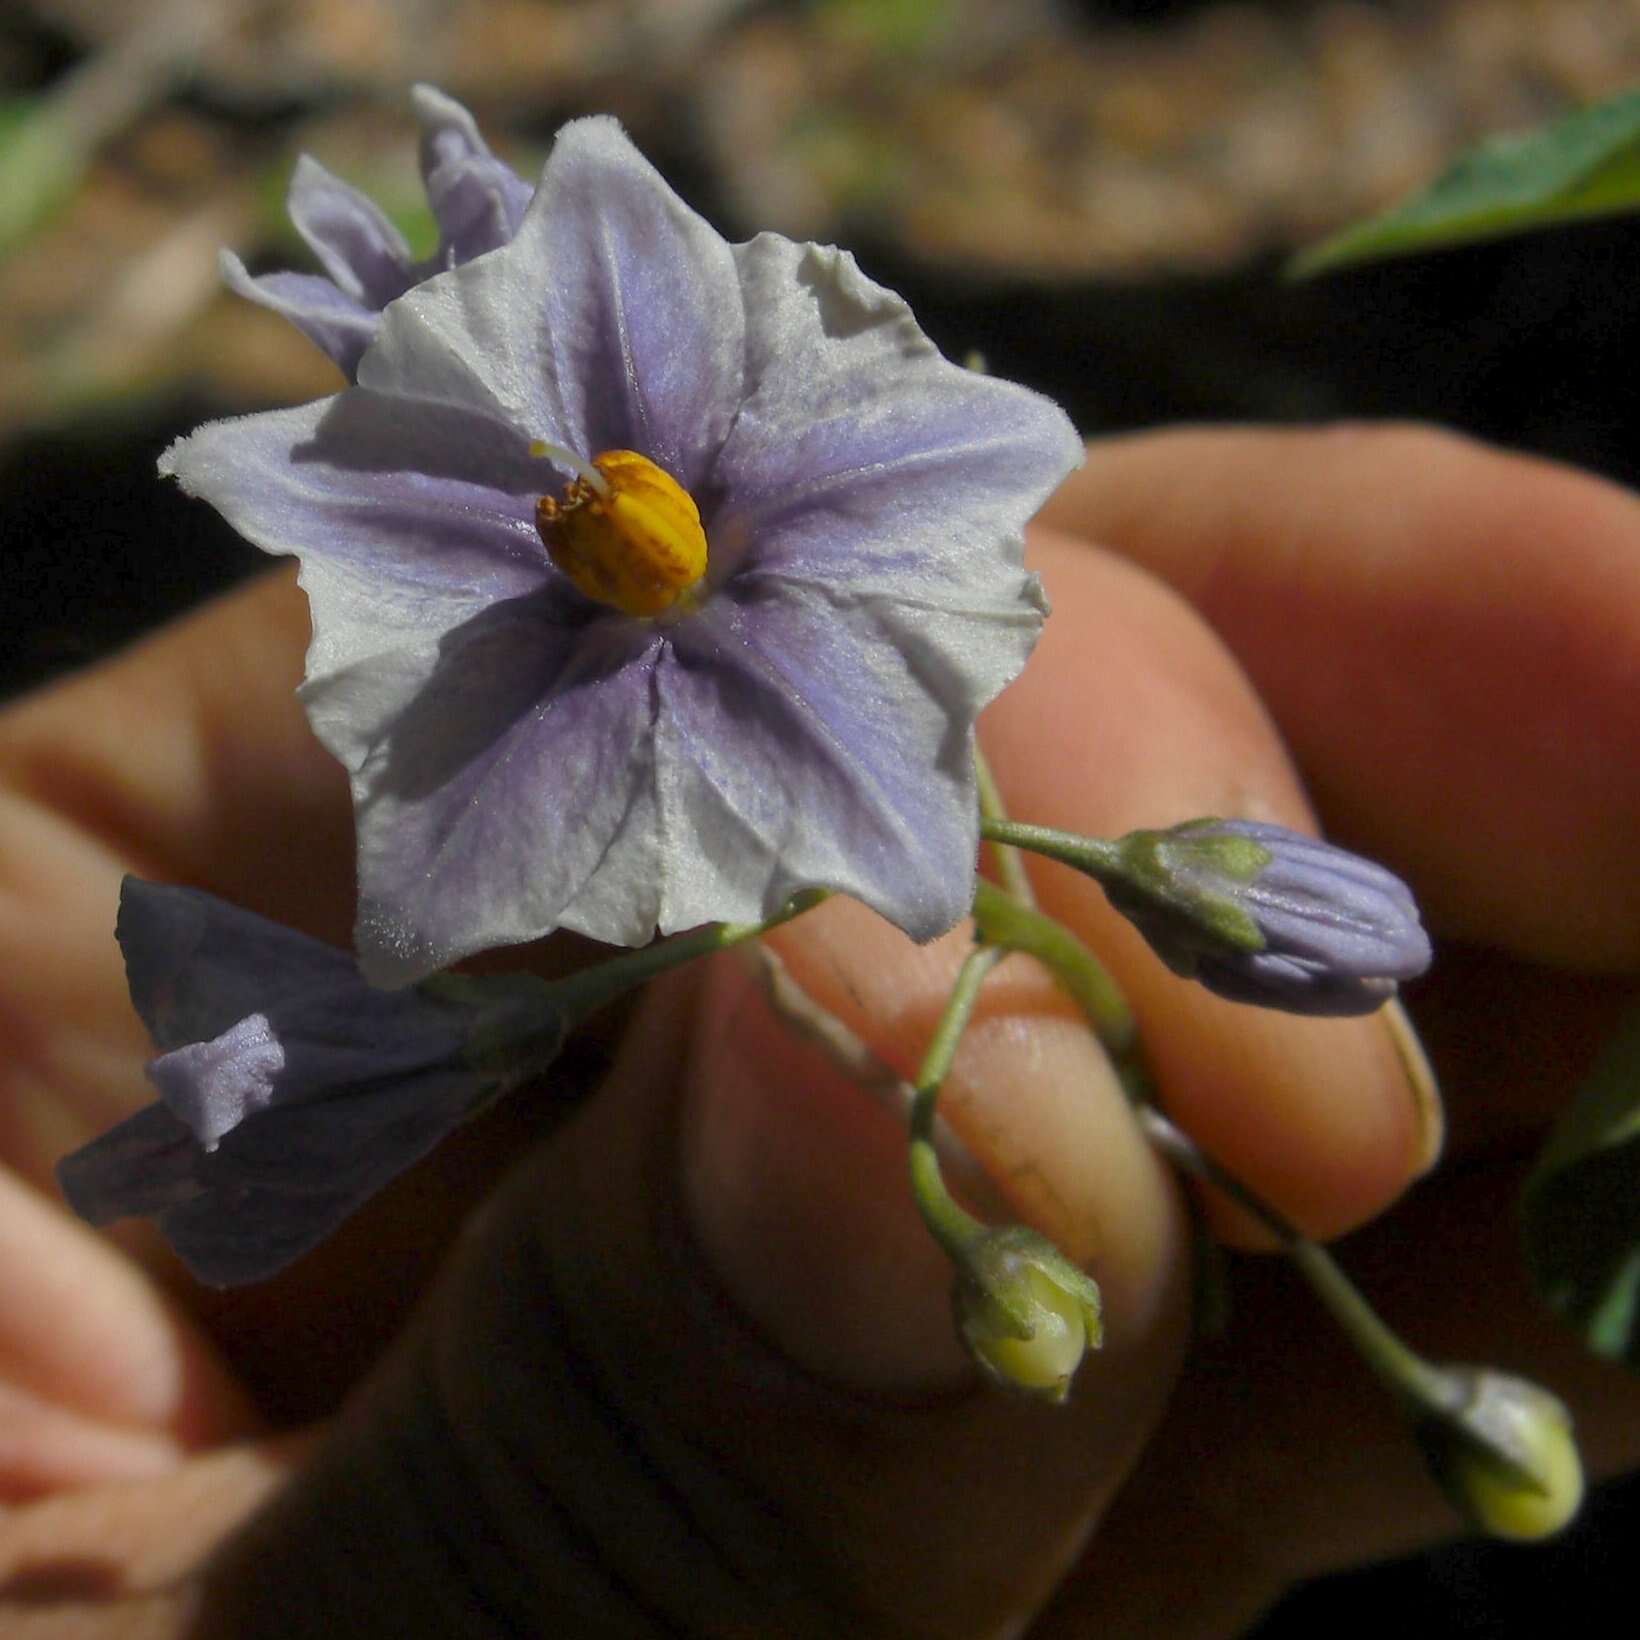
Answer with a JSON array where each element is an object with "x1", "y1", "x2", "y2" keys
[{"x1": 1104, "y1": 819, "x2": 1431, "y2": 1016}]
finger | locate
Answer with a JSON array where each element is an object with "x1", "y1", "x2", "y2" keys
[
  {"x1": 1032, "y1": 1146, "x2": 1640, "y2": 1640},
  {"x1": 0, "y1": 568, "x2": 352, "y2": 945},
  {"x1": 175, "y1": 525, "x2": 1438, "y2": 1636},
  {"x1": 1037, "y1": 424, "x2": 1640, "y2": 968},
  {"x1": 0, "y1": 1437, "x2": 307, "y2": 1607},
  {"x1": 0, "y1": 1169, "x2": 253, "y2": 1459},
  {"x1": 978, "y1": 529, "x2": 1434, "y2": 1241},
  {"x1": 0, "y1": 571, "x2": 349, "y2": 1200}
]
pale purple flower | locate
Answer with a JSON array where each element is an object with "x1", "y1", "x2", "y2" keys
[
  {"x1": 164, "y1": 117, "x2": 1079, "y2": 986},
  {"x1": 224, "y1": 85, "x2": 531, "y2": 379},
  {"x1": 1104, "y1": 818, "x2": 1432, "y2": 1015},
  {"x1": 56, "y1": 879, "x2": 562, "y2": 1285}
]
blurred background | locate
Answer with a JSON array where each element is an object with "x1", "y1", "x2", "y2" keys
[{"x1": 1, "y1": 1, "x2": 1637, "y2": 1633}]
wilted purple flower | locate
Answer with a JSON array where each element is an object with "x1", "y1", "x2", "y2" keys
[
  {"x1": 1102, "y1": 818, "x2": 1432, "y2": 1015},
  {"x1": 164, "y1": 117, "x2": 1079, "y2": 985},
  {"x1": 224, "y1": 85, "x2": 531, "y2": 379},
  {"x1": 56, "y1": 879, "x2": 562, "y2": 1285}
]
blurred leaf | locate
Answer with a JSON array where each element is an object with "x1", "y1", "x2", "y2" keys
[
  {"x1": 812, "y1": 0, "x2": 953, "y2": 55},
  {"x1": 1521, "y1": 1002, "x2": 1640, "y2": 1369},
  {"x1": 1292, "y1": 84, "x2": 1640, "y2": 277},
  {"x1": 0, "y1": 96, "x2": 89, "y2": 259}
]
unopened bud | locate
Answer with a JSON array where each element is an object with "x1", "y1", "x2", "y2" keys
[
  {"x1": 1104, "y1": 819, "x2": 1431, "y2": 1016},
  {"x1": 1415, "y1": 1367, "x2": 1584, "y2": 1541},
  {"x1": 953, "y1": 1226, "x2": 1102, "y2": 1402}
]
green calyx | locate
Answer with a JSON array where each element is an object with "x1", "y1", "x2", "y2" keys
[
  {"x1": 1414, "y1": 1369, "x2": 1585, "y2": 1542},
  {"x1": 953, "y1": 1225, "x2": 1104, "y2": 1403},
  {"x1": 1109, "y1": 824, "x2": 1271, "y2": 958}
]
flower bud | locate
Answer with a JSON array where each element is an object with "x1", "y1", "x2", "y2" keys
[
  {"x1": 1414, "y1": 1367, "x2": 1584, "y2": 1541},
  {"x1": 953, "y1": 1226, "x2": 1102, "y2": 1402},
  {"x1": 1103, "y1": 818, "x2": 1431, "y2": 1016}
]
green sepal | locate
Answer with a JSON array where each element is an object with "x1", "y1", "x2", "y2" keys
[
  {"x1": 1110, "y1": 826, "x2": 1268, "y2": 958},
  {"x1": 1292, "y1": 84, "x2": 1640, "y2": 277},
  {"x1": 419, "y1": 971, "x2": 565, "y2": 1084},
  {"x1": 953, "y1": 1225, "x2": 1103, "y2": 1403}
]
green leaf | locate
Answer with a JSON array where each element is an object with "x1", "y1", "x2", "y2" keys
[
  {"x1": 0, "y1": 95, "x2": 88, "y2": 259},
  {"x1": 1292, "y1": 84, "x2": 1640, "y2": 277},
  {"x1": 1521, "y1": 1002, "x2": 1640, "y2": 1369}
]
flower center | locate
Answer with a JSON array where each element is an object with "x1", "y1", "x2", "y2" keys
[{"x1": 533, "y1": 447, "x2": 707, "y2": 618}]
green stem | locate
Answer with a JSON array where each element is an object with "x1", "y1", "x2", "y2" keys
[
  {"x1": 908, "y1": 945, "x2": 1006, "y2": 1258},
  {"x1": 971, "y1": 880, "x2": 1134, "y2": 1058},
  {"x1": 1287, "y1": 1241, "x2": 1451, "y2": 1409},
  {"x1": 543, "y1": 889, "x2": 829, "y2": 1024},
  {"x1": 1138, "y1": 1106, "x2": 1450, "y2": 1409},
  {"x1": 978, "y1": 816, "x2": 1124, "y2": 882},
  {"x1": 973, "y1": 746, "x2": 1036, "y2": 909}
]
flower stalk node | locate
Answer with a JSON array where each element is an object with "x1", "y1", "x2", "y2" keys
[{"x1": 535, "y1": 448, "x2": 707, "y2": 618}]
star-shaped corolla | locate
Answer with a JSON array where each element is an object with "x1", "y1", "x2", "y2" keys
[
  {"x1": 224, "y1": 85, "x2": 531, "y2": 379},
  {"x1": 163, "y1": 117, "x2": 1081, "y2": 986},
  {"x1": 56, "y1": 880, "x2": 562, "y2": 1285}
]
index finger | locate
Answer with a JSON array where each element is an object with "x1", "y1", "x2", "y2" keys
[
  {"x1": 0, "y1": 568, "x2": 352, "y2": 942},
  {"x1": 1037, "y1": 424, "x2": 1640, "y2": 968}
]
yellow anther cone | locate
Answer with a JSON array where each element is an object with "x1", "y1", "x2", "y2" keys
[{"x1": 536, "y1": 449, "x2": 708, "y2": 618}]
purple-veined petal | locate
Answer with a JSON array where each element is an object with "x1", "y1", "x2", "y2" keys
[
  {"x1": 220, "y1": 253, "x2": 378, "y2": 379},
  {"x1": 710, "y1": 236, "x2": 1079, "y2": 590},
  {"x1": 412, "y1": 83, "x2": 532, "y2": 265},
  {"x1": 58, "y1": 880, "x2": 566, "y2": 1284},
  {"x1": 654, "y1": 576, "x2": 1043, "y2": 941},
  {"x1": 180, "y1": 116, "x2": 1084, "y2": 977},
  {"x1": 340, "y1": 606, "x2": 665, "y2": 983},
  {"x1": 1193, "y1": 954, "x2": 1399, "y2": 1016},
  {"x1": 159, "y1": 391, "x2": 550, "y2": 653},
  {"x1": 117, "y1": 881, "x2": 478, "y2": 1096},
  {"x1": 222, "y1": 91, "x2": 532, "y2": 374},
  {"x1": 117, "y1": 877, "x2": 356, "y2": 1050},
  {"x1": 58, "y1": 1104, "x2": 207, "y2": 1222},
  {"x1": 361, "y1": 117, "x2": 746, "y2": 490},
  {"x1": 59, "y1": 1065, "x2": 485, "y2": 1286},
  {"x1": 285, "y1": 154, "x2": 414, "y2": 309},
  {"x1": 1103, "y1": 818, "x2": 1431, "y2": 1016}
]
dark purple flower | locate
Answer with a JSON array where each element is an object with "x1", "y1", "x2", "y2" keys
[
  {"x1": 165, "y1": 118, "x2": 1080, "y2": 985},
  {"x1": 56, "y1": 879, "x2": 562, "y2": 1285},
  {"x1": 1104, "y1": 819, "x2": 1431, "y2": 1016},
  {"x1": 223, "y1": 86, "x2": 531, "y2": 379}
]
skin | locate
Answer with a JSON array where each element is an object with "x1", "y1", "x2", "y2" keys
[{"x1": 0, "y1": 423, "x2": 1636, "y2": 1637}]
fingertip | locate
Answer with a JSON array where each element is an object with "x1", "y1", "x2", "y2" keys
[
  {"x1": 677, "y1": 896, "x2": 1188, "y2": 1391},
  {"x1": 1145, "y1": 991, "x2": 1429, "y2": 1246},
  {"x1": 1041, "y1": 424, "x2": 1640, "y2": 966},
  {"x1": 989, "y1": 526, "x2": 1436, "y2": 1245}
]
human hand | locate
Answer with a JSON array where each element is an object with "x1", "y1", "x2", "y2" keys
[{"x1": 0, "y1": 423, "x2": 1635, "y2": 1638}]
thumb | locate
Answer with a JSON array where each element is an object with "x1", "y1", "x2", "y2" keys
[{"x1": 196, "y1": 897, "x2": 1191, "y2": 1640}]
